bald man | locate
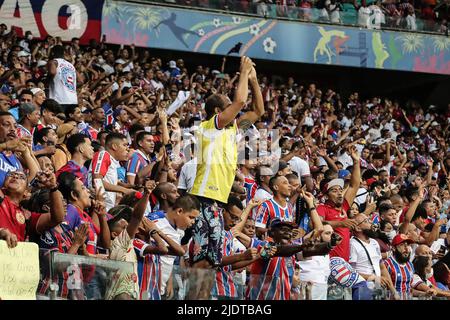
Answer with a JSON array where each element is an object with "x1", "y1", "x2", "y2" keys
[{"x1": 152, "y1": 182, "x2": 180, "y2": 213}]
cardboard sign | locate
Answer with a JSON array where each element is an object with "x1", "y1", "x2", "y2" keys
[{"x1": 0, "y1": 240, "x2": 39, "y2": 300}]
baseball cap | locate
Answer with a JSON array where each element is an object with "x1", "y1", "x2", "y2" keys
[
  {"x1": 56, "y1": 123, "x2": 76, "y2": 145},
  {"x1": 391, "y1": 234, "x2": 414, "y2": 246},
  {"x1": 37, "y1": 60, "x2": 47, "y2": 68},
  {"x1": 338, "y1": 169, "x2": 351, "y2": 180},
  {"x1": 323, "y1": 178, "x2": 344, "y2": 193},
  {"x1": 259, "y1": 166, "x2": 274, "y2": 177},
  {"x1": 169, "y1": 60, "x2": 176, "y2": 68},
  {"x1": 30, "y1": 88, "x2": 44, "y2": 96},
  {"x1": 18, "y1": 103, "x2": 36, "y2": 122},
  {"x1": 429, "y1": 146, "x2": 439, "y2": 153},
  {"x1": 269, "y1": 218, "x2": 297, "y2": 230},
  {"x1": 431, "y1": 121, "x2": 439, "y2": 127},
  {"x1": 17, "y1": 51, "x2": 30, "y2": 58}
]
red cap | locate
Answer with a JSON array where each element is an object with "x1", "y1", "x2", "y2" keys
[
  {"x1": 366, "y1": 178, "x2": 377, "y2": 187},
  {"x1": 135, "y1": 192, "x2": 143, "y2": 200},
  {"x1": 391, "y1": 234, "x2": 414, "y2": 247}
]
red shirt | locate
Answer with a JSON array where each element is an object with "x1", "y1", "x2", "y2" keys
[
  {"x1": 317, "y1": 200, "x2": 351, "y2": 261},
  {"x1": 0, "y1": 196, "x2": 40, "y2": 241}
]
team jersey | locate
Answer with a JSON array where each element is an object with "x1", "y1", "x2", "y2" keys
[
  {"x1": 145, "y1": 210, "x2": 184, "y2": 295},
  {"x1": 65, "y1": 204, "x2": 99, "y2": 255},
  {"x1": 37, "y1": 222, "x2": 75, "y2": 299},
  {"x1": 49, "y1": 58, "x2": 77, "y2": 105},
  {"x1": 383, "y1": 256, "x2": 414, "y2": 299},
  {"x1": 133, "y1": 238, "x2": 161, "y2": 300},
  {"x1": 212, "y1": 231, "x2": 238, "y2": 298},
  {"x1": 0, "y1": 152, "x2": 22, "y2": 187},
  {"x1": 317, "y1": 200, "x2": 351, "y2": 261},
  {"x1": 127, "y1": 149, "x2": 151, "y2": 180},
  {"x1": 247, "y1": 239, "x2": 295, "y2": 300},
  {"x1": 16, "y1": 124, "x2": 34, "y2": 139},
  {"x1": 244, "y1": 176, "x2": 258, "y2": 204},
  {"x1": 254, "y1": 199, "x2": 294, "y2": 229},
  {"x1": 89, "y1": 150, "x2": 120, "y2": 211},
  {"x1": 190, "y1": 114, "x2": 238, "y2": 204},
  {"x1": 0, "y1": 196, "x2": 40, "y2": 242},
  {"x1": 56, "y1": 160, "x2": 89, "y2": 186}
]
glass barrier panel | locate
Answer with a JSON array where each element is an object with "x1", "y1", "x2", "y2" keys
[
  {"x1": 169, "y1": 266, "x2": 217, "y2": 300},
  {"x1": 49, "y1": 252, "x2": 135, "y2": 300},
  {"x1": 142, "y1": 0, "x2": 445, "y2": 35},
  {"x1": 36, "y1": 249, "x2": 53, "y2": 300}
]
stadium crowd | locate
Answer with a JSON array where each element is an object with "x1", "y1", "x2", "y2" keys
[
  {"x1": 0, "y1": 27, "x2": 450, "y2": 300},
  {"x1": 158, "y1": 0, "x2": 450, "y2": 33}
]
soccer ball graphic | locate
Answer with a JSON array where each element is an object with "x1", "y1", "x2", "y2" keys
[
  {"x1": 198, "y1": 29, "x2": 205, "y2": 36},
  {"x1": 213, "y1": 18, "x2": 222, "y2": 28},
  {"x1": 232, "y1": 16, "x2": 242, "y2": 24},
  {"x1": 263, "y1": 37, "x2": 276, "y2": 54},
  {"x1": 249, "y1": 24, "x2": 260, "y2": 36}
]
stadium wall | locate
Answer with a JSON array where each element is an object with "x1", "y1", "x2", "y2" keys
[{"x1": 1, "y1": 0, "x2": 449, "y2": 75}]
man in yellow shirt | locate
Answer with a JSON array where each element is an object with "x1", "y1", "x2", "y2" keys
[{"x1": 189, "y1": 56, "x2": 264, "y2": 268}]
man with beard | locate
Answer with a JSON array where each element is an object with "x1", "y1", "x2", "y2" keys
[
  {"x1": 317, "y1": 146, "x2": 361, "y2": 261},
  {"x1": 350, "y1": 213, "x2": 397, "y2": 299},
  {"x1": 384, "y1": 233, "x2": 415, "y2": 299}
]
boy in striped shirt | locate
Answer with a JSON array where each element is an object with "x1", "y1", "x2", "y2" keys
[{"x1": 254, "y1": 175, "x2": 294, "y2": 237}]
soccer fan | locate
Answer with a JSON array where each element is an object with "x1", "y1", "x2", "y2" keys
[
  {"x1": 384, "y1": 234, "x2": 415, "y2": 299},
  {"x1": 254, "y1": 175, "x2": 295, "y2": 237},
  {"x1": 317, "y1": 145, "x2": 361, "y2": 261},
  {"x1": 56, "y1": 133, "x2": 94, "y2": 186},
  {"x1": 126, "y1": 131, "x2": 155, "y2": 186},
  {"x1": 47, "y1": 45, "x2": 78, "y2": 111},
  {"x1": 189, "y1": 56, "x2": 264, "y2": 269},
  {"x1": 145, "y1": 195, "x2": 200, "y2": 297},
  {"x1": 350, "y1": 213, "x2": 397, "y2": 299},
  {"x1": 89, "y1": 132, "x2": 135, "y2": 211}
]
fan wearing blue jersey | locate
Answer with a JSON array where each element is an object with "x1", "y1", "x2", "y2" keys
[
  {"x1": 126, "y1": 131, "x2": 155, "y2": 186},
  {"x1": 212, "y1": 196, "x2": 260, "y2": 299},
  {"x1": 255, "y1": 175, "x2": 294, "y2": 238},
  {"x1": 245, "y1": 218, "x2": 336, "y2": 300}
]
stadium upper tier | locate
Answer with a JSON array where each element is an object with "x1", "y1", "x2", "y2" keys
[{"x1": 130, "y1": 0, "x2": 449, "y2": 35}]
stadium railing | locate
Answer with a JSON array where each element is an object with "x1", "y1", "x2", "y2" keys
[{"x1": 125, "y1": 0, "x2": 446, "y2": 35}]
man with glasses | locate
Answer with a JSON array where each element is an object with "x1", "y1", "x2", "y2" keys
[
  {"x1": 0, "y1": 111, "x2": 39, "y2": 187},
  {"x1": 213, "y1": 196, "x2": 259, "y2": 299},
  {"x1": 0, "y1": 170, "x2": 65, "y2": 242},
  {"x1": 350, "y1": 213, "x2": 398, "y2": 299}
]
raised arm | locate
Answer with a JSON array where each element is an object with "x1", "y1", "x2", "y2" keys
[
  {"x1": 126, "y1": 182, "x2": 154, "y2": 238},
  {"x1": 236, "y1": 66, "x2": 264, "y2": 131},
  {"x1": 216, "y1": 56, "x2": 253, "y2": 129},
  {"x1": 344, "y1": 145, "x2": 361, "y2": 205}
]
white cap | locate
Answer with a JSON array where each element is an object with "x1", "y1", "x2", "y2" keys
[
  {"x1": 169, "y1": 60, "x2": 176, "y2": 68},
  {"x1": 37, "y1": 60, "x2": 47, "y2": 68},
  {"x1": 30, "y1": 88, "x2": 44, "y2": 96},
  {"x1": 431, "y1": 121, "x2": 439, "y2": 127},
  {"x1": 17, "y1": 51, "x2": 30, "y2": 57},
  {"x1": 324, "y1": 178, "x2": 345, "y2": 193},
  {"x1": 211, "y1": 69, "x2": 220, "y2": 75}
]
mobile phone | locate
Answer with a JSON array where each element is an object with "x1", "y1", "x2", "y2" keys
[
  {"x1": 439, "y1": 245, "x2": 447, "y2": 254},
  {"x1": 165, "y1": 143, "x2": 173, "y2": 159},
  {"x1": 94, "y1": 178, "x2": 106, "y2": 196}
]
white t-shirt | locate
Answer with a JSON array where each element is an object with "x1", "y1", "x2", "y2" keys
[
  {"x1": 147, "y1": 212, "x2": 185, "y2": 295},
  {"x1": 178, "y1": 158, "x2": 197, "y2": 192},
  {"x1": 349, "y1": 237, "x2": 382, "y2": 277},
  {"x1": 288, "y1": 156, "x2": 311, "y2": 178},
  {"x1": 49, "y1": 58, "x2": 78, "y2": 105},
  {"x1": 298, "y1": 255, "x2": 331, "y2": 284},
  {"x1": 338, "y1": 152, "x2": 353, "y2": 169},
  {"x1": 115, "y1": 58, "x2": 134, "y2": 72}
]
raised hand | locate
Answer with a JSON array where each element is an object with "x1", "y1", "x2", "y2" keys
[
  {"x1": 73, "y1": 223, "x2": 89, "y2": 246},
  {"x1": 247, "y1": 198, "x2": 262, "y2": 209}
]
